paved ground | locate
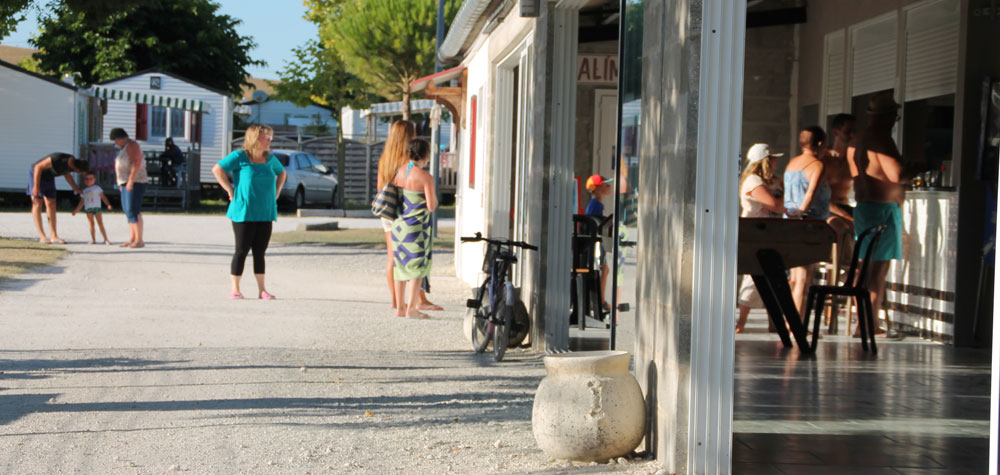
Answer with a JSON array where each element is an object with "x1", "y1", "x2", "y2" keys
[{"x1": 0, "y1": 211, "x2": 657, "y2": 474}]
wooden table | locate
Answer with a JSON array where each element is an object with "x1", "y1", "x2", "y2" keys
[{"x1": 738, "y1": 217, "x2": 836, "y2": 353}]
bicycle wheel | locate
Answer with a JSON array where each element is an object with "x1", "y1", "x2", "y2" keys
[
  {"x1": 470, "y1": 285, "x2": 491, "y2": 353},
  {"x1": 493, "y1": 300, "x2": 513, "y2": 362}
]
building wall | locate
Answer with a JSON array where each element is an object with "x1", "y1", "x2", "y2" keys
[
  {"x1": 742, "y1": 23, "x2": 796, "y2": 161},
  {"x1": 101, "y1": 72, "x2": 231, "y2": 180},
  {"x1": 797, "y1": 0, "x2": 926, "y2": 110},
  {"x1": 454, "y1": 37, "x2": 494, "y2": 287},
  {"x1": 0, "y1": 67, "x2": 77, "y2": 192}
]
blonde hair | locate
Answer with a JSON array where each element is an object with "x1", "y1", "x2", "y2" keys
[
  {"x1": 740, "y1": 157, "x2": 777, "y2": 190},
  {"x1": 242, "y1": 124, "x2": 274, "y2": 159},
  {"x1": 378, "y1": 120, "x2": 415, "y2": 185}
]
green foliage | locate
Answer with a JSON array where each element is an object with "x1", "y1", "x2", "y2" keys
[
  {"x1": 317, "y1": 0, "x2": 460, "y2": 118},
  {"x1": 0, "y1": 0, "x2": 156, "y2": 39},
  {"x1": 17, "y1": 54, "x2": 45, "y2": 73},
  {"x1": 272, "y1": 39, "x2": 373, "y2": 112},
  {"x1": 0, "y1": 0, "x2": 32, "y2": 39},
  {"x1": 29, "y1": 0, "x2": 263, "y2": 95}
]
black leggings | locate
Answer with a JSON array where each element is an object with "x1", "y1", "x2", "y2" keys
[{"x1": 231, "y1": 221, "x2": 273, "y2": 276}]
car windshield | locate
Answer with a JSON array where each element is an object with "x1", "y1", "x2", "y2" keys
[
  {"x1": 273, "y1": 153, "x2": 290, "y2": 167},
  {"x1": 308, "y1": 154, "x2": 329, "y2": 174}
]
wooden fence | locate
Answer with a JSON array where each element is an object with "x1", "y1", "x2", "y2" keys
[{"x1": 230, "y1": 137, "x2": 455, "y2": 204}]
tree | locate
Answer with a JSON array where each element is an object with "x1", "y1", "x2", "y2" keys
[
  {"x1": 318, "y1": 0, "x2": 460, "y2": 120},
  {"x1": 273, "y1": 38, "x2": 375, "y2": 206},
  {"x1": 0, "y1": 0, "x2": 156, "y2": 39},
  {"x1": 29, "y1": 0, "x2": 262, "y2": 95}
]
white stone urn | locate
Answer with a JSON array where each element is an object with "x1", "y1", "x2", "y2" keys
[{"x1": 531, "y1": 350, "x2": 646, "y2": 462}]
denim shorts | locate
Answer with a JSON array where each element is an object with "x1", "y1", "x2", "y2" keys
[
  {"x1": 120, "y1": 183, "x2": 147, "y2": 223},
  {"x1": 26, "y1": 169, "x2": 57, "y2": 199}
]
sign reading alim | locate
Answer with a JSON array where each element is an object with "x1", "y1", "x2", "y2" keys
[{"x1": 577, "y1": 54, "x2": 618, "y2": 85}]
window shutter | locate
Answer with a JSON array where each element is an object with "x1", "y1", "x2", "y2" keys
[
  {"x1": 904, "y1": 0, "x2": 960, "y2": 101},
  {"x1": 850, "y1": 15, "x2": 898, "y2": 97},
  {"x1": 822, "y1": 30, "x2": 846, "y2": 116},
  {"x1": 190, "y1": 111, "x2": 202, "y2": 144},
  {"x1": 135, "y1": 104, "x2": 148, "y2": 140}
]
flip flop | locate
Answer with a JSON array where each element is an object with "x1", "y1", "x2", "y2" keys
[
  {"x1": 259, "y1": 291, "x2": 277, "y2": 300},
  {"x1": 229, "y1": 292, "x2": 244, "y2": 299},
  {"x1": 407, "y1": 312, "x2": 430, "y2": 319},
  {"x1": 418, "y1": 304, "x2": 444, "y2": 311},
  {"x1": 129, "y1": 242, "x2": 145, "y2": 248},
  {"x1": 50, "y1": 238, "x2": 67, "y2": 244},
  {"x1": 120, "y1": 242, "x2": 132, "y2": 248}
]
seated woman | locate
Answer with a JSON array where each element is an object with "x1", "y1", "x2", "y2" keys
[
  {"x1": 392, "y1": 139, "x2": 437, "y2": 319},
  {"x1": 736, "y1": 143, "x2": 786, "y2": 333}
]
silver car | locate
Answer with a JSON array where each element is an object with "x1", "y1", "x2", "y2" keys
[{"x1": 272, "y1": 149, "x2": 339, "y2": 209}]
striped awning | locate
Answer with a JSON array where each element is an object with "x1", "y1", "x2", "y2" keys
[{"x1": 90, "y1": 86, "x2": 211, "y2": 113}]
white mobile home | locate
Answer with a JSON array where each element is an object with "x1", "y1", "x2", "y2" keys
[
  {"x1": 0, "y1": 60, "x2": 101, "y2": 192},
  {"x1": 98, "y1": 69, "x2": 233, "y2": 180},
  {"x1": 239, "y1": 93, "x2": 338, "y2": 130}
]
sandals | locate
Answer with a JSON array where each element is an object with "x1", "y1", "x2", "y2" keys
[
  {"x1": 418, "y1": 304, "x2": 444, "y2": 311},
  {"x1": 229, "y1": 292, "x2": 244, "y2": 300},
  {"x1": 259, "y1": 291, "x2": 277, "y2": 300}
]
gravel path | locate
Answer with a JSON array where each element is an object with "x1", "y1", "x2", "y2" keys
[{"x1": 0, "y1": 212, "x2": 657, "y2": 474}]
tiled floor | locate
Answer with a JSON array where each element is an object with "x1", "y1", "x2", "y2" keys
[{"x1": 733, "y1": 318, "x2": 991, "y2": 474}]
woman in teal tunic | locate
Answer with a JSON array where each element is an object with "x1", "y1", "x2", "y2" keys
[
  {"x1": 211, "y1": 124, "x2": 287, "y2": 300},
  {"x1": 392, "y1": 139, "x2": 437, "y2": 318}
]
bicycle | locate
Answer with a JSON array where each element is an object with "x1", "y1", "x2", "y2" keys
[{"x1": 461, "y1": 232, "x2": 538, "y2": 361}]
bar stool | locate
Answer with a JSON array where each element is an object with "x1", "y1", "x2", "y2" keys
[{"x1": 803, "y1": 224, "x2": 888, "y2": 353}]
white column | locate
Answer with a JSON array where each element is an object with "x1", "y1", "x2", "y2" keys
[
  {"x1": 543, "y1": 0, "x2": 587, "y2": 352},
  {"x1": 688, "y1": 2, "x2": 746, "y2": 474}
]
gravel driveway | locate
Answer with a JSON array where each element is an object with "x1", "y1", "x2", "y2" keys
[{"x1": 0, "y1": 212, "x2": 656, "y2": 474}]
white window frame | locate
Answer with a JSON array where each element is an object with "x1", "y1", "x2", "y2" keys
[{"x1": 148, "y1": 106, "x2": 189, "y2": 140}]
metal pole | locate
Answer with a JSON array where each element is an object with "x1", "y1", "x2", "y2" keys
[
  {"x1": 609, "y1": 0, "x2": 627, "y2": 351},
  {"x1": 430, "y1": 104, "x2": 442, "y2": 239},
  {"x1": 432, "y1": 0, "x2": 446, "y2": 238}
]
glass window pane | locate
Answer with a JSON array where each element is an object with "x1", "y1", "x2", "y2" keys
[
  {"x1": 169, "y1": 109, "x2": 185, "y2": 138},
  {"x1": 150, "y1": 106, "x2": 167, "y2": 137}
]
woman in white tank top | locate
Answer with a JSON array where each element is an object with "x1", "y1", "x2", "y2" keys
[{"x1": 110, "y1": 127, "x2": 149, "y2": 248}]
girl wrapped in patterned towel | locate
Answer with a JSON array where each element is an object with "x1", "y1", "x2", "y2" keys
[{"x1": 391, "y1": 138, "x2": 437, "y2": 319}]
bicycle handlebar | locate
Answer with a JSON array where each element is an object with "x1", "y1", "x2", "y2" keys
[{"x1": 460, "y1": 232, "x2": 538, "y2": 251}]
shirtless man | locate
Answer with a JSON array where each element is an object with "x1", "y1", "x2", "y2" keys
[
  {"x1": 27, "y1": 153, "x2": 89, "y2": 244},
  {"x1": 847, "y1": 94, "x2": 921, "y2": 337},
  {"x1": 823, "y1": 113, "x2": 856, "y2": 221}
]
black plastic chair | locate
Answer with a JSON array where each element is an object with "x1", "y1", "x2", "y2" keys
[{"x1": 803, "y1": 224, "x2": 888, "y2": 353}]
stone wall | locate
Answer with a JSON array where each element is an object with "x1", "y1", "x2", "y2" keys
[
  {"x1": 632, "y1": 0, "x2": 701, "y2": 471},
  {"x1": 741, "y1": 24, "x2": 796, "y2": 161}
]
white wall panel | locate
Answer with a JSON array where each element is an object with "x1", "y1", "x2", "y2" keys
[{"x1": 0, "y1": 67, "x2": 78, "y2": 191}]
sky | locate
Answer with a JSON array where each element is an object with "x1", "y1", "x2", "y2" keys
[{"x1": 0, "y1": 0, "x2": 317, "y2": 79}]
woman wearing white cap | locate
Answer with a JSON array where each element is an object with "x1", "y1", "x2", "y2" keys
[{"x1": 736, "y1": 143, "x2": 787, "y2": 333}]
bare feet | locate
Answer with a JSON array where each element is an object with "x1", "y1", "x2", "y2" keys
[
  {"x1": 418, "y1": 303, "x2": 444, "y2": 311},
  {"x1": 38, "y1": 237, "x2": 49, "y2": 244},
  {"x1": 406, "y1": 311, "x2": 430, "y2": 319},
  {"x1": 120, "y1": 242, "x2": 133, "y2": 248},
  {"x1": 105, "y1": 240, "x2": 113, "y2": 246},
  {"x1": 89, "y1": 240, "x2": 96, "y2": 245},
  {"x1": 49, "y1": 238, "x2": 67, "y2": 244},
  {"x1": 129, "y1": 242, "x2": 145, "y2": 248}
]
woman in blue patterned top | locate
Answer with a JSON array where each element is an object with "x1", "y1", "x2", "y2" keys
[{"x1": 212, "y1": 124, "x2": 287, "y2": 300}]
